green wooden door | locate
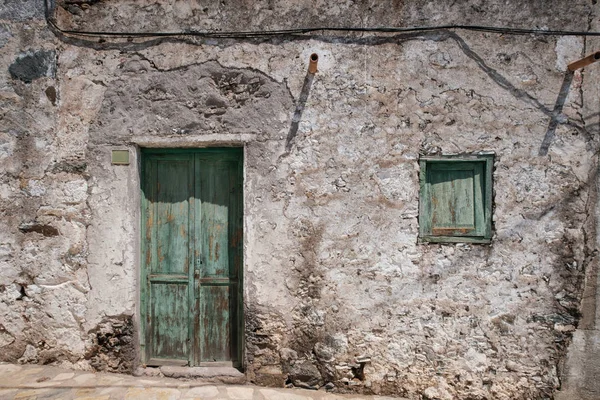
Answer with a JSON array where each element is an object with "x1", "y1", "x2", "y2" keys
[{"x1": 141, "y1": 148, "x2": 243, "y2": 367}]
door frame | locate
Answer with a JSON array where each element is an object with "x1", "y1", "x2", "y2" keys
[{"x1": 138, "y1": 147, "x2": 244, "y2": 369}]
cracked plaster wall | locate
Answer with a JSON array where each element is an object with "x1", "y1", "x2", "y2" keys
[{"x1": 1, "y1": 1, "x2": 600, "y2": 399}]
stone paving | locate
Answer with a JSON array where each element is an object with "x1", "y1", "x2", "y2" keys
[{"x1": 0, "y1": 363, "x2": 406, "y2": 400}]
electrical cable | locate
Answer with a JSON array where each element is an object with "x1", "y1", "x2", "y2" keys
[{"x1": 44, "y1": 0, "x2": 600, "y2": 40}]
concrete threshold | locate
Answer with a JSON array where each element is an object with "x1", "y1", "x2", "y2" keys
[{"x1": 158, "y1": 366, "x2": 245, "y2": 383}]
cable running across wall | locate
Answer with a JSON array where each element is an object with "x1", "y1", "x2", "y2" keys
[{"x1": 44, "y1": 0, "x2": 600, "y2": 39}]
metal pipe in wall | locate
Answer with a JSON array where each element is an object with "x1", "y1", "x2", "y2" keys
[
  {"x1": 308, "y1": 53, "x2": 318, "y2": 74},
  {"x1": 568, "y1": 51, "x2": 600, "y2": 71}
]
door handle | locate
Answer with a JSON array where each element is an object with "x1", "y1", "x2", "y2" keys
[{"x1": 194, "y1": 269, "x2": 200, "y2": 279}]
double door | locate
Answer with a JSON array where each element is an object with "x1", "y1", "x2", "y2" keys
[{"x1": 140, "y1": 148, "x2": 243, "y2": 367}]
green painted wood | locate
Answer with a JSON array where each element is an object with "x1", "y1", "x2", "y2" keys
[
  {"x1": 419, "y1": 159, "x2": 430, "y2": 238},
  {"x1": 196, "y1": 154, "x2": 242, "y2": 365},
  {"x1": 200, "y1": 284, "x2": 232, "y2": 362},
  {"x1": 154, "y1": 158, "x2": 192, "y2": 275},
  {"x1": 428, "y1": 162, "x2": 480, "y2": 236},
  {"x1": 149, "y1": 282, "x2": 189, "y2": 359},
  {"x1": 192, "y1": 155, "x2": 202, "y2": 366},
  {"x1": 419, "y1": 235, "x2": 493, "y2": 244},
  {"x1": 483, "y1": 155, "x2": 494, "y2": 239},
  {"x1": 200, "y1": 161, "x2": 231, "y2": 278},
  {"x1": 141, "y1": 148, "x2": 243, "y2": 367},
  {"x1": 142, "y1": 154, "x2": 194, "y2": 364},
  {"x1": 419, "y1": 155, "x2": 493, "y2": 243}
]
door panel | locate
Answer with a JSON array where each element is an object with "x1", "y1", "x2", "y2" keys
[
  {"x1": 196, "y1": 156, "x2": 242, "y2": 364},
  {"x1": 149, "y1": 282, "x2": 189, "y2": 360},
  {"x1": 200, "y1": 162, "x2": 231, "y2": 277},
  {"x1": 141, "y1": 148, "x2": 243, "y2": 367},
  {"x1": 200, "y1": 284, "x2": 232, "y2": 362},
  {"x1": 143, "y1": 154, "x2": 194, "y2": 364},
  {"x1": 153, "y1": 159, "x2": 192, "y2": 275}
]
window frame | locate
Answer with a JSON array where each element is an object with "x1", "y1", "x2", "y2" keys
[{"x1": 418, "y1": 153, "x2": 494, "y2": 244}]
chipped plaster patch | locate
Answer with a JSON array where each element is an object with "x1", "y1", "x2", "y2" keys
[{"x1": 555, "y1": 36, "x2": 585, "y2": 72}]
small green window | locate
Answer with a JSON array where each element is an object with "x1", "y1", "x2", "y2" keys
[{"x1": 419, "y1": 154, "x2": 493, "y2": 243}]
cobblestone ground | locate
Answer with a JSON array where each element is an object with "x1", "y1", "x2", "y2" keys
[{"x1": 0, "y1": 363, "x2": 406, "y2": 400}]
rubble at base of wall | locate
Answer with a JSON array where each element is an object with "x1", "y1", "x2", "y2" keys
[{"x1": 85, "y1": 316, "x2": 135, "y2": 373}]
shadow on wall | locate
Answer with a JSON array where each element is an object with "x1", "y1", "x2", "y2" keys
[
  {"x1": 285, "y1": 71, "x2": 316, "y2": 153},
  {"x1": 539, "y1": 72, "x2": 575, "y2": 156}
]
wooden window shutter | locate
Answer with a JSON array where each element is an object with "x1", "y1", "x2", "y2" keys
[{"x1": 419, "y1": 155, "x2": 493, "y2": 243}]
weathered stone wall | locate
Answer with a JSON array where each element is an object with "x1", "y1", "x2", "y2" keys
[
  {"x1": 554, "y1": 14, "x2": 600, "y2": 400},
  {"x1": 1, "y1": 1, "x2": 599, "y2": 399}
]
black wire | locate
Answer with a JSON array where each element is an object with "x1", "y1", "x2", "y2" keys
[{"x1": 43, "y1": 0, "x2": 600, "y2": 40}]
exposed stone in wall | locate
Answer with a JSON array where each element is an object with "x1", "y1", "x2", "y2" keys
[
  {"x1": 87, "y1": 59, "x2": 292, "y2": 146},
  {"x1": 9, "y1": 50, "x2": 56, "y2": 83},
  {"x1": 0, "y1": 1, "x2": 599, "y2": 399},
  {"x1": 18, "y1": 221, "x2": 60, "y2": 237},
  {"x1": 85, "y1": 315, "x2": 135, "y2": 373},
  {"x1": 245, "y1": 306, "x2": 288, "y2": 387}
]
